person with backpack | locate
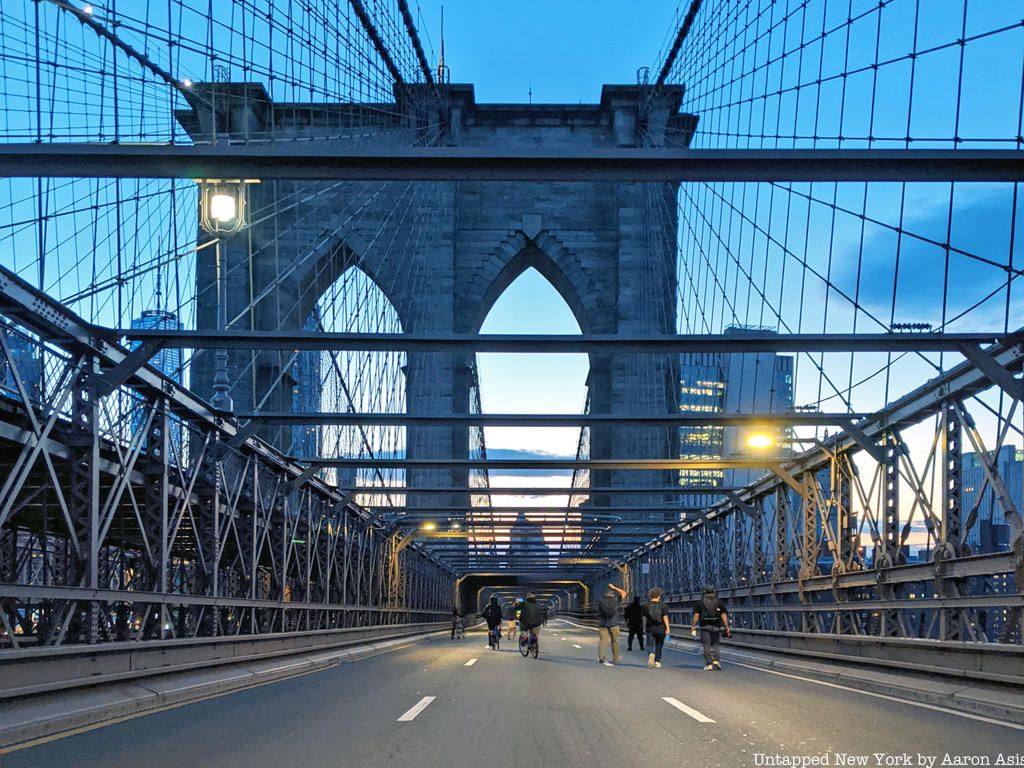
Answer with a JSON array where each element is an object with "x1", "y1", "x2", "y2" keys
[
  {"x1": 690, "y1": 585, "x2": 731, "y2": 670},
  {"x1": 623, "y1": 596, "x2": 645, "y2": 652},
  {"x1": 596, "y1": 583, "x2": 626, "y2": 667},
  {"x1": 482, "y1": 595, "x2": 503, "y2": 650},
  {"x1": 518, "y1": 593, "x2": 545, "y2": 654},
  {"x1": 644, "y1": 587, "x2": 671, "y2": 669}
]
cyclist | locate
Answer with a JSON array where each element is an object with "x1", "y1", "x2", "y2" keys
[
  {"x1": 508, "y1": 597, "x2": 524, "y2": 640},
  {"x1": 518, "y1": 592, "x2": 544, "y2": 655},
  {"x1": 482, "y1": 595, "x2": 503, "y2": 650}
]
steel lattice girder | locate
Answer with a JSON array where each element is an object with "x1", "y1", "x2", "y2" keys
[
  {"x1": 623, "y1": 328, "x2": 1024, "y2": 560},
  {"x1": 0, "y1": 271, "x2": 457, "y2": 647},
  {"x1": 2, "y1": 145, "x2": 1024, "y2": 182}
]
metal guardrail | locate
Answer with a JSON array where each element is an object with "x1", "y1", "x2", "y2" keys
[
  {"x1": 0, "y1": 621, "x2": 451, "y2": 699},
  {"x1": 559, "y1": 610, "x2": 1024, "y2": 685}
]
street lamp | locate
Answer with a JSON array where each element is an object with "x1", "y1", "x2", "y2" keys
[
  {"x1": 199, "y1": 180, "x2": 254, "y2": 236},
  {"x1": 747, "y1": 431, "x2": 827, "y2": 452},
  {"x1": 198, "y1": 180, "x2": 257, "y2": 411}
]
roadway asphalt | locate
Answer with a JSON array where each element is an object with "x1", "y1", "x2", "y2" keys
[{"x1": 5, "y1": 620, "x2": 1023, "y2": 768}]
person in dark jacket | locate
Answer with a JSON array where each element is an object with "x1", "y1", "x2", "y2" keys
[
  {"x1": 482, "y1": 596, "x2": 503, "y2": 649},
  {"x1": 623, "y1": 596, "x2": 645, "y2": 651},
  {"x1": 519, "y1": 593, "x2": 545, "y2": 635},
  {"x1": 643, "y1": 587, "x2": 671, "y2": 669},
  {"x1": 690, "y1": 585, "x2": 731, "y2": 669},
  {"x1": 450, "y1": 605, "x2": 464, "y2": 639},
  {"x1": 597, "y1": 583, "x2": 626, "y2": 666}
]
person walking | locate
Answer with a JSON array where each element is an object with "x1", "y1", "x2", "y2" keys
[
  {"x1": 624, "y1": 596, "x2": 645, "y2": 651},
  {"x1": 643, "y1": 587, "x2": 670, "y2": 669},
  {"x1": 597, "y1": 583, "x2": 626, "y2": 667},
  {"x1": 690, "y1": 585, "x2": 731, "y2": 670},
  {"x1": 450, "y1": 605, "x2": 464, "y2": 639}
]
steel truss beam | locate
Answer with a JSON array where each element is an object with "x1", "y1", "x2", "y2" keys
[
  {"x1": 3, "y1": 145, "x2": 1024, "y2": 182},
  {"x1": 0, "y1": 268, "x2": 456, "y2": 648},
  {"x1": 302, "y1": 458, "x2": 789, "y2": 471},
  {"x1": 352, "y1": 486, "x2": 741, "y2": 495},
  {"x1": 238, "y1": 412, "x2": 865, "y2": 427},
  {"x1": 122, "y1": 329, "x2": 1008, "y2": 354},
  {"x1": 384, "y1": 509, "x2": 697, "y2": 518},
  {"x1": 618, "y1": 324, "x2": 1024, "y2": 648}
]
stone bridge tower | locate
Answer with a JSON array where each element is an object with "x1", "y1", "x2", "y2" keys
[{"x1": 182, "y1": 83, "x2": 697, "y2": 524}]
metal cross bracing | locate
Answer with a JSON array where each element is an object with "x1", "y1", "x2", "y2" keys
[
  {"x1": 612, "y1": 330, "x2": 1024, "y2": 647},
  {"x1": 0, "y1": 261, "x2": 454, "y2": 648},
  {"x1": 1, "y1": 0, "x2": 1024, "y2": 664}
]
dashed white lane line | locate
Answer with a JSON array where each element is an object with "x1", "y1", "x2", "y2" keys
[
  {"x1": 397, "y1": 696, "x2": 436, "y2": 722},
  {"x1": 662, "y1": 697, "x2": 715, "y2": 723},
  {"x1": 573, "y1": 644, "x2": 582, "y2": 648},
  {"x1": 464, "y1": 658, "x2": 478, "y2": 667}
]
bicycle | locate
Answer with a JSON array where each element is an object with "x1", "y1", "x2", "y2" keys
[
  {"x1": 453, "y1": 620, "x2": 465, "y2": 639},
  {"x1": 518, "y1": 627, "x2": 539, "y2": 658},
  {"x1": 488, "y1": 624, "x2": 501, "y2": 651}
]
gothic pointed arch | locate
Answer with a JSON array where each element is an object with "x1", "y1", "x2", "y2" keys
[{"x1": 457, "y1": 229, "x2": 610, "y2": 335}]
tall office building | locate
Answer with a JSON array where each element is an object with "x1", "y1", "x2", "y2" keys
[
  {"x1": 678, "y1": 326, "x2": 794, "y2": 504},
  {"x1": 719, "y1": 326, "x2": 794, "y2": 489},
  {"x1": 961, "y1": 446, "x2": 1021, "y2": 554},
  {"x1": 129, "y1": 309, "x2": 183, "y2": 457},
  {"x1": 961, "y1": 445, "x2": 1022, "y2": 639},
  {"x1": 506, "y1": 511, "x2": 548, "y2": 567},
  {"x1": 678, "y1": 352, "x2": 726, "y2": 512}
]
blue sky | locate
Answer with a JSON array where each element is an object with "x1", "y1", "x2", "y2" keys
[{"x1": 413, "y1": 1, "x2": 682, "y2": 104}]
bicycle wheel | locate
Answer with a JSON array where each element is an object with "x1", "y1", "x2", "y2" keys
[
  {"x1": 531, "y1": 638, "x2": 539, "y2": 659},
  {"x1": 518, "y1": 634, "x2": 529, "y2": 657}
]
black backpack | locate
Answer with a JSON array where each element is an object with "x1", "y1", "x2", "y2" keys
[
  {"x1": 645, "y1": 602, "x2": 666, "y2": 630},
  {"x1": 699, "y1": 596, "x2": 721, "y2": 623}
]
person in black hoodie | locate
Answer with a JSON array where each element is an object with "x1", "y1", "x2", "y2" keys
[
  {"x1": 482, "y1": 596, "x2": 503, "y2": 649},
  {"x1": 644, "y1": 587, "x2": 671, "y2": 669},
  {"x1": 623, "y1": 596, "x2": 645, "y2": 651}
]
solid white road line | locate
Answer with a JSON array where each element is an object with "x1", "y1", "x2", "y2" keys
[
  {"x1": 573, "y1": 644, "x2": 582, "y2": 648},
  {"x1": 464, "y1": 658, "x2": 478, "y2": 667},
  {"x1": 397, "y1": 696, "x2": 436, "y2": 722},
  {"x1": 662, "y1": 697, "x2": 715, "y2": 723},
  {"x1": 726, "y1": 659, "x2": 1024, "y2": 732}
]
